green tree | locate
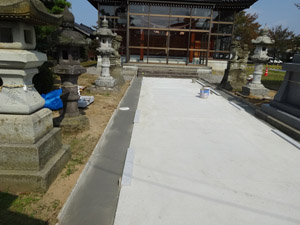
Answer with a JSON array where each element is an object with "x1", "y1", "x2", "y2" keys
[
  {"x1": 286, "y1": 34, "x2": 300, "y2": 61},
  {"x1": 234, "y1": 11, "x2": 261, "y2": 52},
  {"x1": 268, "y1": 25, "x2": 295, "y2": 61},
  {"x1": 33, "y1": 0, "x2": 71, "y2": 94},
  {"x1": 88, "y1": 39, "x2": 99, "y2": 61},
  {"x1": 42, "y1": 0, "x2": 71, "y2": 14},
  {"x1": 36, "y1": 0, "x2": 71, "y2": 54}
]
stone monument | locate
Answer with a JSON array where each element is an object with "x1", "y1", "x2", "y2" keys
[
  {"x1": 219, "y1": 40, "x2": 250, "y2": 91},
  {"x1": 0, "y1": 0, "x2": 70, "y2": 192},
  {"x1": 242, "y1": 26, "x2": 274, "y2": 97},
  {"x1": 110, "y1": 35, "x2": 125, "y2": 86},
  {"x1": 94, "y1": 17, "x2": 117, "y2": 89},
  {"x1": 53, "y1": 7, "x2": 89, "y2": 133},
  {"x1": 258, "y1": 54, "x2": 300, "y2": 139},
  {"x1": 110, "y1": 35, "x2": 123, "y2": 66}
]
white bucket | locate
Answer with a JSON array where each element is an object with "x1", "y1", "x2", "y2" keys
[{"x1": 200, "y1": 87, "x2": 210, "y2": 99}]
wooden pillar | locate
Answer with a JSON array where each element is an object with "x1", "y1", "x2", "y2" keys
[
  {"x1": 186, "y1": 9, "x2": 192, "y2": 65},
  {"x1": 126, "y1": 2, "x2": 130, "y2": 62},
  {"x1": 189, "y1": 31, "x2": 195, "y2": 63},
  {"x1": 140, "y1": 29, "x2": 144, "y2": 61},
  {"x1": 207, "y1": 8, "x2": 214, "y2": 65}
]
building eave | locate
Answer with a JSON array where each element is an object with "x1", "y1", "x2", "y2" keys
[{"x1": 88, "y1": 0, "x2": 257, "y2": 10}]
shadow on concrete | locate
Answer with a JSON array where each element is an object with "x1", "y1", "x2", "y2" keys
[
  {"x1": 89, "y1": 162, "x2": 300, "y2": 224},
  {"x1": 0, "y1": 192, "x2": 47, "y2": 225}
]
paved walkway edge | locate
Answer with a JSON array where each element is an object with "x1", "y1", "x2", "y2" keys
[{"x1": 57, "y1": 76, "x2": 142, "y2": 225}]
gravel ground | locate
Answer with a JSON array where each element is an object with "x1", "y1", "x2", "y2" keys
[
  {"x1": 199, "y1": 74, "x2": 223, "y2": 86},
  {"x1": 86, "y1": 66, "x2": 134, "y2": 81}
]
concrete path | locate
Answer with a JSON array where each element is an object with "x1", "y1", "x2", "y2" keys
[
  {"x1": 58, "y1": 77, "x2": 142, "y2": 225},
  {"x1": 114, "y1": 78, "x2": 300, "y2": 225}
]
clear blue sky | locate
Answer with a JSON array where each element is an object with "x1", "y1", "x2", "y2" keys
[
  {"x1": 246, "y1": 0, "x2": 300, "y2": 35},
  {"x1": 69, "y1": 0, "x2": 300, "y2": 35}
]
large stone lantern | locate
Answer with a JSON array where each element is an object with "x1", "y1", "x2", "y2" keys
[
  {"x1": 0, "y1": 0, "x2": 70, "y2": 192},
  {"x1": 242, "y1": 26, "x2": 274, "y2": 97},
  {"x1": 53, "y1": 7, "x2": 89, "y2": 133},
  {"x1": 94, "y1": 17, "x2": 117, "y2": 89}
]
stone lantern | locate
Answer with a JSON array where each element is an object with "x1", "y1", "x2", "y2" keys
[
  {"x1": 259, "y1": 54, "x2": 300, "y2": 139},
  {"x1": 94, "y1": 17, "x2": 117, "y2": 89},
  {"x1": 53, "y1": 7, "x2": 89, "y2": 133},
  {"x1": 0, "y1": 0, "x2": 70, "y2": 192},
  {"x1": 219, "y1": 40, "x2": 250, "y2": 91},
  {"x1": 242, "y1": 26, "x2": 274, "y2": 97}
]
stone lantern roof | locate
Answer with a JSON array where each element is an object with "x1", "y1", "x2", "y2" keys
[
  {"x1": 0, "y1": 0, "x2": 62, "y2": 25},
  {"x1": 252, "y1": 26, "x2": 274, "y2": 45},
  {"x1": 94, "y1": 17, "x2": 116, "y2": 38},
  {"x1": 55, "y1": 7, "x2": 86, "y2": 47}
]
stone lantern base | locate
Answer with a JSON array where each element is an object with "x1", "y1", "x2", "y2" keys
[
  {"x1": 111, "y1": 65, "x2": 125, "y2": 86},
  {"x1": 220, "y1": 68, "x2": 247, "y2": 91},
  {"x1": 0, "y1": 108, "x2": 70, "y2": 192},
  {"x1": 95, "y1": 76, "x2": 116, "y2": 88},
  {"x1": 242, "y1": 83, "x2": 269, "y2": 97}
]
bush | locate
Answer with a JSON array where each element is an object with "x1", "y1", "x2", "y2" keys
[{"x1": 33, "y1": 62, "x2": 55, "y2": 94}]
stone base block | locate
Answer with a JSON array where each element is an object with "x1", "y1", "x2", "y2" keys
[
  {"x1": 261, "y1": 104, "x2": 300, "y2": 130},
  {"x1": 54, "y1": 115, "x2": 89, "y2": 134},
  {"x1": 242, "y1": 84, "x2": 269, "y2": 97},
  {"x1": 0, "y1": 128, "x2": 63, "y2": 171},
  {"x1": 111, "y1": 66, "x2": 125, "y2": 86},
  {"x1": 87, "y1": 85, "x2": 120, "y2": 94},
  {"x1": 0, "y1": 109, "x2": 70, "y2": 192},
  {"x1": 95, "y1": 76, "x2": 116, "y2": 88},
  {"x1": 0, "y1": 144, "x2": 70, "y2": 192},
  {"x1": 270, "y1": 101, "x2": 300, "y2": 118},
  {"x1": 256, "y1": 107, "x2": 300, "y2": 141},
  {"x1": 0, "y1": 108, "x2": 53, "y2": 144},
  {"x1": 0, "y1": 86, "x2": 45, "y2": 114}
]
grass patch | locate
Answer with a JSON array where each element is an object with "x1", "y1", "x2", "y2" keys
[
  {"x1": 80, "y1": 60, "x2": 97, "y2": 68},
  {"x1": 247, "y1": 64, "x2": 283, "y2": 70},
  {"x1": 62, "y1": 134, "x2": 96, "y2": 177},
  {"x1": 262, "y1": 70, "x2": 285, "y2": 90},
  {"x1": 0, "y1": 192, "x2": 46, "y2": 225},
  {"x1": 10, "y1": 193, "x2": 41, "y2": 214},
  {"x1": 246, "y1": 66, "x2": 285, "y2": 91}
]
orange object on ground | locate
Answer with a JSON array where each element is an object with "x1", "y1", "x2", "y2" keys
[{"x1": 264, "y1": 67, "x2": 268, "y2": 76}]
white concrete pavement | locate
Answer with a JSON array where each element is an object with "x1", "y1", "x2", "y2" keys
[{"x1": 114, "y1": 77, "x2": 300, "y2": 225}]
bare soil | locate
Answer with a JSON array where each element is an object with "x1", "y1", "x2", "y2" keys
[
  {"x1": 3, "y1": 73, "x2": 130, "y2": 225},
  {"x1": 234, "y1": 90, "x2": 277, "y2": 108}
]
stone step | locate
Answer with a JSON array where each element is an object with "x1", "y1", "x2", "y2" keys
[
  {"x1": 138, "y1": 72, "x2": 198, "y2": 79},
  {"x1": 123, "y1": 63, "x2": 212, "y2": 79}
]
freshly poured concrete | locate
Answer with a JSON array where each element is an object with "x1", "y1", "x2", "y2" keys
[{"x1": 114, "y1": 78, "x2": 300, "y2": 225}]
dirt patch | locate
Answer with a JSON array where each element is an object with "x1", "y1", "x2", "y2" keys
[
  {"x1": 234, "y1": 89, "x2": 277, "y2": 108},
  {"x1": 2, "y1": 73, "x2": 130, "y2": 225}
]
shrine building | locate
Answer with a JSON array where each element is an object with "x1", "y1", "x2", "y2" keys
[{"x1": 87, "y1": 0, "x2": 257, "y2": 67}]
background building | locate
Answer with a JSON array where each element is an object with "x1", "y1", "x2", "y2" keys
[{"x1": 87, "y1": 0, "x2": 257, "y2": 67}]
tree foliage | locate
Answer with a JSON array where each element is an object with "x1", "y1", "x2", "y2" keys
[
  {"x1": 41, "y1": 0, "x2": 71, "y2": 14},
  {"x1": 33, "y1": 0, "x2": 71, "y2": 94},
  {"x1": 234, "y1": 11, "x2": 261, "y2": 52},
  {"x1": 36, "y1": 0, "x2": 71, "y2": 55},
  {"x1": 268, "y1": 25, "x2": 295, "y2": 61}
]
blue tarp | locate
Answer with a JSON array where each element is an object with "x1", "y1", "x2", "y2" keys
[{"x1": 41, "y1": 88, "x2": 63, "y2": 110}]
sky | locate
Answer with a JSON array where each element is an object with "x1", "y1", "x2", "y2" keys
[
  {"x1": 69, "y1": 0, "x2": 300, "y2": 35},
  {"x1": 246, "y1": 0, "x2": 300, "y2": 35}
]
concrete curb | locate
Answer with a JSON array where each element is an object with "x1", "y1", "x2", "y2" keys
[
  {"x1": 197, "y1": 78, "x2": 257, "y2": 113},
  {"x1": 199, "y1": 77, "x2": 300, "y2": 144},
  {"x1": 57, "y1": 75, "x2": 142, "y2": 225}
]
